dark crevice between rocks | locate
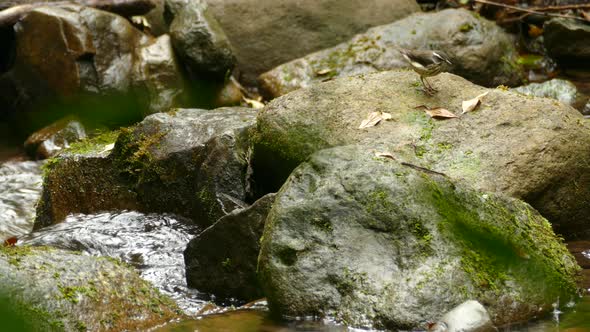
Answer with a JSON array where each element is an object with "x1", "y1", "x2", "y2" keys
[{"x1": 0, "y1": 26, "x2": 15, "y2": 75}]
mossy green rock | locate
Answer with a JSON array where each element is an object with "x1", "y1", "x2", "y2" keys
[
  {"x1": 253, "y1": 70, "x2": 590, "y2": 238},
  {"x1": 258, "y1": 145, "x2": 579, "y2": 329},
  {"x1": 0, "y1": 245, "x2": 180, "y2": 331},
  {"x1": 36, "y1": 107, "x2": 257, "y2": 229},
  {"x1": 259, "y1": 8, "x2": 522, "y2": 98}
]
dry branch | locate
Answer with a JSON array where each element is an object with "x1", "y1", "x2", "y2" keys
[
  {"x1": 0, "y1": 0, "x2": 155, "y2": 27},
  {"x1": 473, "y1": 0, "x2": 587, "y2": 21}
]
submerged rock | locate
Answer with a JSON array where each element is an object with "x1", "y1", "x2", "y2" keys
[
  {"x1": 430, "y1": 300, "x2": 496, "y2": 332},
  {"x1": 205, "y1": 0, "x2": 421, "y2": 84},
  {"x1": 0, "y1": 245, "x2": 180, "y2": 331},
  {"x1": 511, "y1": 79, "x2": 587, "y2": 111},
  {"x1": 252, "y1": 70, "x2": 590, "y2": 238},
  {"x1": 36, "y1": 107, "x2": 257, "y2": 229},
  {"x1": 259, "y1": 8, "x2": 522, "y2": 98},
  {"x1": 184, "y1": 193, "x2": 276, "y2": 301},
  {"x1": 258, "y1": 145, "x2": 579, "y2": 329},
  {"x1": 24, "y1": 117, "x2": 87, "y2": 160},
  {"x1": 544, "y1": 18, "x2": 590, "y2": 65}
]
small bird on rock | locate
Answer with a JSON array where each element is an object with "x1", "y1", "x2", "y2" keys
[{"x1": 399, "y1": 48, "x2": 452, "y2": 95}]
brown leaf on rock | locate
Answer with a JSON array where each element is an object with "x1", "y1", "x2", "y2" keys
[
  {"x1": 359, "y1": 111, "x2": 392, "y2": 129},
  {"x1": 425, "y1": 108, "x2": 458, "y2": 119},
  {"x1": 582, "y1": 11, "x2": 590, "y2": 21},
  {"x1": 413, "y1": 105, "x2": 457, "y2": 119},
  {"x1": 375, "y1": 151, "x2": 397, "y2": 161},
  {"x1": 462, "y1": 91, "x2": 489, "y2": 114}
]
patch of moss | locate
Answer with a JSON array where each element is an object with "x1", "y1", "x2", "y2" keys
[
  {"x1": 112, "y1": 127, "x2": 167, "y2": 185},
  {"x1": 423, "y1": 176, "x2": 578, "y2": 300},
  {"x1": 57, "y1": 284, "x2": 97, "y2": 304},
  {"x1": 459, "y1": 23, "x2": 473, "y2": 32},
  {"x1": 63, "y1": 131, "x2": 119, "y2": 155},
  {"x1": 311, "y1": 217, "x2": 333, "y2": 232},
  {"x1": 0, "y1": 245, "x2": 42, "y2": 267}
]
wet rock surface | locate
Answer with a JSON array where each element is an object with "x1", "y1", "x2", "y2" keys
[
  {"x1": 23, "y1": 117, "x2": 87, "y2": 159},
  {"x1": 544, "y1": 18, "x2": 590, "y2": 65},
  {"x1": 253, "y1": 70, "x2": 590, "y2": 238},
  {"x1": 511, "y1": 78, "x2": 588, "y2": 112},
  {"x1": 168, "y1": 0, "x2": 235, "y2": 80},
  {"x1": 21, "y1": 211, "x2": 209, "y2": 316},
  {"x1": 205, "y1": 0, "x2": 421, "y2": 84},
  {"x1": 1, "y1": 5, "x2": 186, "y2": 116},
  {"x1": 184, "y1": 193, "x2": 276, "y2": 301},
  {"x1": 0, "y1": 245, "x2": 180, "y2": 331},
  {"x1": 259, "y1": 8, "x2": 522, "y2": 98},
  {"x1": 258, "y1": 145, "x2": 579, "y2": 329},
  {"x1": 36, "y1": 107, "x2": 257, "y2": 229}
]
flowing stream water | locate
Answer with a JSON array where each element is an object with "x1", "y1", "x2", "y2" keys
[{"x1": 1, "y1": 160, "x2": 589, "y2": 331}]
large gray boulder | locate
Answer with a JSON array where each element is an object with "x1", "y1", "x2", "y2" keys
[
  {"x1": 258, "y1": 145, "x2": 579, "y2": 329},
  {"x1": 36, "y1": 107, "x2": 257, "y2": 229},
  {"x1": 205, "y1": 0, "x2": 421, "y2": 84},
  {"x1": 2, "y1": 5, "x2": 186, "y2": 116},
  {"x1": 0, "y1": 245, "x2": 180, "y2": 331},
  {"x1": 259, "y1": 8, "x2": 522, "y2": 98},
  {"x1": 252, "y1": 70, "x2": 590, "y2": 238},
  {"x1": 184, "y1": 193, "x2": 275, "y2": 301}
]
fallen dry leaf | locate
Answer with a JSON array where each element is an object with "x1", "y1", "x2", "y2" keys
[
  {"x1": 99, "y1": 143, "x2": 115, "y2": 154},
  {"x1": 359, "y1": 111, "x2": 392, "y2": 129},
  {"x1": 375, "y1": 151, "x2": 396, "y2": 160},
  {"x1": 414, "y1": 105, "x2": 457, "y2": 119},
  {"x1": 462, "y1": 91, "x2": 489, "y2": 114},
  {"x1": 243, "y1": 97, "x2": 265, "y2": 109},
  {"x1": 425, "y1": 107, "x2": 457, "y2": 119},
  {"x1": 583, "y1": 11, "x2": 590, "y2": 21},
  {"x1": 315, "y1": 68, "x2": 333, "y2": 76}
]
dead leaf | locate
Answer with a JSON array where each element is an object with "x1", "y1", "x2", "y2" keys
[
  {"x1": 99, "y1": 143, "x2": 115, "y2": 154},
  {"x1": 243, "y1": 97, "x2": 265, "y2": 109},
  {"x1": 375, "y1": 151, "x2": 396, "y2": 160},
  {"x1": 3, "y1": 236, "x2": 17, "y2": 247},
  {"x1": 583, "y1": 11, "x2": 590, "y2": 21},
  {"x1": 315, "y1": 68, "x2": 333, "y2": 76},
  {"x1": 528, "y1": 24, "x2": 543, "y2": 38},
  {"x1": 425, "y1": 107, "x2": 458, "y2": 119},
  {"x1": 461, "y1": 91, "x2": 488, "y2": 114},
  {"x1": 359, "y1": 111, "x2": 392, "y2": 129}
]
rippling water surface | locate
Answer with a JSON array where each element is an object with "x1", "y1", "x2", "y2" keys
[
  {"x1": 0, "y1": 161, "x2": 43, "y2": 241},
  {"x1": 19, "y1": 211, "x2": 208, "y2": 315}
]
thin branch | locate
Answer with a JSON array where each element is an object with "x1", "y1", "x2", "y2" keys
[
  {"x1": 0, "y1": 0, "x2": 155, "y2": 28},
  {"x1": 473, "y1": 0, "x2": 587, "y2": 21}
]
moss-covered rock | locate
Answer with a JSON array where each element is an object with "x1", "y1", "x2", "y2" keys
[
  {"x1": 0, "y1": 245, "x2": 180, "y2": 331},
  {"x1": 35, "y1": 107, "x2": 257, "y2": 229},
  {"x1": 252, "y1": 70, "x2": 590, "y2": 238},
  {"x1": 258, "y1": 145, "x2": 580, "y2": 329},
  {"x1": 259, "y1": 8, "x2": 522, "y2": 98},
  {"x1": 24, "y1": 117, "x2": 87, "y2": 160}
]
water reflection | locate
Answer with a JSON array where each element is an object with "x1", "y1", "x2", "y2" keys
[
  {"x1": 19, "y1": 211, "x2": 208, "y2": 315},
  {"x1": 0, "y1": 160, "x2": 43, "y2": 241}
]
